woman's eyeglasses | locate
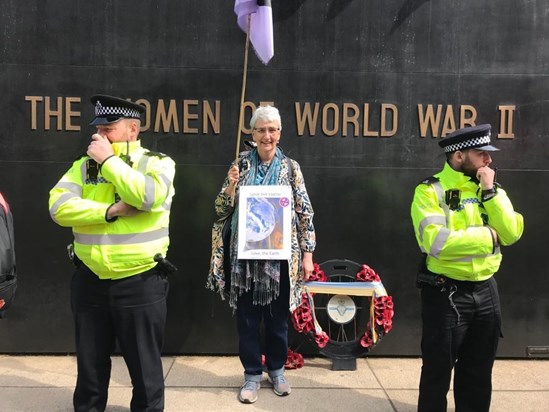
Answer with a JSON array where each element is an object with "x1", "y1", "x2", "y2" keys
[{"x1": 253, "y1": 127, "x2": 280, "y2": 135}]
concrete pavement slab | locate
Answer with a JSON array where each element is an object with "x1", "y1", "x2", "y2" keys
[
  {"x1": 490, "y1": 390, "x2": 549, "y2": 412},
  {"x1": 2, "y1": 388, "x2": 74, "y2": 412},
  {"x1": 164, "y1": 356, "x2": 243, "y2": 387},
  {"x1": 166, "y1": 356, "x2": 382, "y2": 389},
  {"x1": 366, "y1": 357, "x2": 421, "y2": 389},
  {"x1": 288, "y1": 357, "x2": 381, "y2": 389},
  {"x1": 165, "y1": 388, "x2": 397, "y2": 412},
  {"x1": 0, "y1": 355, "x2": 548, "y2": 411},
  {"x1": 0, "y1": 355, "x2": 76, "y2": 387},
  {"x1": 0, "y1": 355, "x2": 174, "y2": 388},
  {"x1": 492, "y1": 359, "x2": 549, "y2": 390}
]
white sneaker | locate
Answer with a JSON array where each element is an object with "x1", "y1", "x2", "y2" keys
[
  {"x1": 268, "y1": 374, "x2": 291, "y2": 396},
  {"x1": 238, "y1": 380, "x2": 260, "y2": 404}
]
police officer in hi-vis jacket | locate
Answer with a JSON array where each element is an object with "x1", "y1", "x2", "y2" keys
[
  {"x1": 49, "y1": 95, "x2": 176, "y2": 412},
  {"x1": 411, "y1": 124, "x2": 524, "y2": 412}
]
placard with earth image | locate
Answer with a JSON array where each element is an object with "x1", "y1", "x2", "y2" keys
[{"x1": 237, "y1": 185, "x2": 292, "y2": 260}]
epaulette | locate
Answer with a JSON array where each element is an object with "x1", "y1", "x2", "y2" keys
[
  {"x1": 419, "y1": 176, "x2": 439, "y2": 185},
  {"x1": 144, "y1": 150, "x2": 168, "y2": 159},
  {"x1": 74, "y1": 152, "x2": 89, "y2": 161}
]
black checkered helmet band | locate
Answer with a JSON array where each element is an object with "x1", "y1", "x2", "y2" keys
[
  {"x1": 94, "y1": 101, "x2": 141, "y2": 119},
  {"x1": 443, "y1": 134, "x2": 491, "y2": 153}
]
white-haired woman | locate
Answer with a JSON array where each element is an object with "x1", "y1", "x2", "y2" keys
[{"x1": 207, "y1": 105, "x2": 316, "y2": 404}]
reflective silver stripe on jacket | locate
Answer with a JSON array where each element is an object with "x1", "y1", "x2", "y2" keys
[
  {"x1": 141, "y1": 174, "x2": 156, "y2": 211},
  {"x1": 74, "y1": 227, "x2": 169, "y2": 245},
  {"x1": 49, "y1": 182, "x2": 83, "y2": 219},
  {"x1": 137, "y1": 156, "x2": 149, "y2": 173},
  {"x1": 429, "y1": 227, "x2": 450, "y2": 258},
  {"x1": 140, "y1": 173, "x2": 173, "y2": 211},
  {"x1": 426, "y1": 181, "x2": 499, "y2": 259},
  {"x1": 136, "y1": 155, "x2": 172, "y2": 211},
  {"x1": 159, "y1": 174, "x2": 173, "y2": 210},
  {"x1": 80, "y1": 161, "x2": 87, "y2": 180},
  {"x1": 418, "y1": 215, "x2": 446, "y2": 243},
  {"x1": 432, "y1": 181, "x2": 450, "y2": 224}
]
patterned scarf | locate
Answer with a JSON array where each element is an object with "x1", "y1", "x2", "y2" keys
[{"x1": 228, "y1": 147, "x2": 284, "y2": 308}]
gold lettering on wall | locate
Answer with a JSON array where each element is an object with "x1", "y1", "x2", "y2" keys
[
  {"x1": 135, "y1": 98, "x2": 221, "y2": 134},
  {"x1": 295, "y1": 102, "x2": 320, "y2": 136},
  {"x1": 498, "y1": 105, "x2": 516, "y2": 139},
  {"x1": 362, "y1": 104, "x2": 378, "y2": 137},
  {"x1": 25, "y1": 96, "x2": 43, "y2": 130},
  {"x1": 65, "y1": 97, "x2": 81, "y2": 131},
  {"x1": 145, "y1": 99, "x2": 222, "y2": 134},
  {"x1": 135, "y1": 99, "x2": 152, "y2": 131},
  {"x1": 154, "y1": 99, "x2": 180, "y2": 133},
  {"x1": 381, "y1": 103, "x2": 398, "y2": 137},
  {"x1": 25, "y1": 96, "x2": 82, "y2": 131},
  {"x1": 240, "y1": 101, "x2": 256, "y2": 135},
  {"x1": 459, "y1": 105, "x2": 477, "y2": 128},
  {"x1": 322, "y1": 103, "x2": 339, "y2": 137},
  {"x1": 44, "y1": 97, "x2": 63, "y2": 131},
  {"x1": 294, "y1": 102, "x2": 399, "y2": 137},
  {"x1": 203, "y1": 100, "x2": 221, "y2": 134},
  {"x1": 23, "y1": 96, "x2": 517, "y2": 140},
  {"x1": 418, "y1": 104, "x2": 443, "y2": 137},
  {"x1": 183, "y1": 100, "x2": 198, "y2": 133},
  {"x1": 342, "y1": 103, "x2": 360, "y2": 137},
  {"x1": 441, "y1": 105, "x2": 456, "y2": 137},
  {"x1": 418, "y1": 104, "x2": 482, "y2": 138}
]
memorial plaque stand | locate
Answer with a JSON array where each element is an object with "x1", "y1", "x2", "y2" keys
[{"x1": 331, "y1": 357, "x2": 357, "y2": 371}]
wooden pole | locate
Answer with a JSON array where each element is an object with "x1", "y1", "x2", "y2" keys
[
  {"x1": 231, "y1": 14, "x2": 251, "y2": 205},
  {"x1": 235, "y1": 14, "x2": 251, "y2": 162}
]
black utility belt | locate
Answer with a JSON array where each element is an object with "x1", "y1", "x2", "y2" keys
[
  {"x1": 417, "y1": 271, "x2": 491, "y2": 290},
  {"x1": 416, "y1": 271, "x2": 450, "y2": 289},
  {"x1": 78, "y1": 262, "x2": 165, "y2": 281}
]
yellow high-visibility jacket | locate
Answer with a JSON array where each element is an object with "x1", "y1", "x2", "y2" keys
[
  {"x1": 49, "y1": 140, "x2": 175, "y2": 279},
  {"x1": 411, "y1": 162, "x2": 523, "y2": 281}
]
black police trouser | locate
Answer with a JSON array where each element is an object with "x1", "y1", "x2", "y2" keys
[
  {"x1": 418, "y1": 276, "x2": 501, "y2": 412},
  {"x1": 236, "y1": 261, "x2": 290, "y2": 380},
  {"x1": 71, "y1": 264, "x2": 169, "y2": 412}
]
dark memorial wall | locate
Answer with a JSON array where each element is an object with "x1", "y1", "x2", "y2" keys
[{"x1": 0, "y1": 1, "x2": 547, "y2": 357}]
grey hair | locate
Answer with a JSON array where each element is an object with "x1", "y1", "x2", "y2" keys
[{"x1": 250, "y1": 105, "x2": 282, "y2": 130}]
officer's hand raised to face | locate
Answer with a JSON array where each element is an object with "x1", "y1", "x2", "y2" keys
[
  {"x1": 87, "y1": 133, "x2": 115, "y2": 164},
  {"x1": 476, "y1": 166, "x2": 495, "y2": 190}
]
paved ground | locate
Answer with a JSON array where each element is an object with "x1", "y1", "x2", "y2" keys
[{"x1": 0, "y1": 355, "x2": 547, "y2": 411}]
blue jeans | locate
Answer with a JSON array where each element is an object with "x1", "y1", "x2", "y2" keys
[
  {"x1": 418, "y1": 276, "x2": 501, "y2": 412},
  {"x1": 236, "y1": 261, "x2": 290, "y2": 382}
]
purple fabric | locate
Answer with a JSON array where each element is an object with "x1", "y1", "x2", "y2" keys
[{"x1": 234, "y1": 0, "x2": 274, "y2": 65}]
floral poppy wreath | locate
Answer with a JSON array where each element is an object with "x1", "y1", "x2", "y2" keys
[{"x1": 291, "y1": 262, "x2": 394, "y2": 358}]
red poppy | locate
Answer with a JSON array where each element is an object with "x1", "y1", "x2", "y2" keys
[
  {"x1": 293, "y1": 263, "x2": 394, "y2": 353},
  {"x1": 356, "y1": 264, "x2": 381, "y2": 282},
  {"x1": 309, "y1": 263, "x2": 327, "y2": 282},
  {"x1": 315, "y1": 332, "x2": 329, "y2": 348},
  {"x1": 360, "y1": 333, "x2": 374, "y2": 348},
  {"x1": 285, "y1": 349, "x2": 305, "y2": 369}
]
